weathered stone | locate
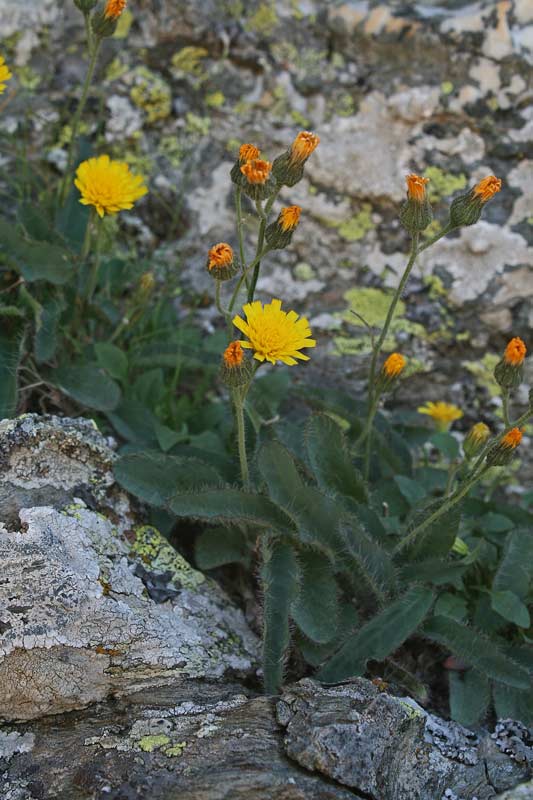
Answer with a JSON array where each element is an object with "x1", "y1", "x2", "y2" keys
[{"x1": 0, "y1": 415, "x2": 258, "y2": 722}]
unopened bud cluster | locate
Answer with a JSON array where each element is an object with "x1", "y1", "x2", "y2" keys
[
  {"x1": 494, "y1": 336, "x2": 526, "y2": 390},
  {"x1": 75, "y1": 0, "x2": 128, "y2": 39}
]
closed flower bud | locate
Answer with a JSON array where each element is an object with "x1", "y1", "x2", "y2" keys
[
  {"x1": 239, "y1": 158, "x2": 276, "y2": 201},
  {"x1": 272, "y1": 131, "x2": 320, "y2": 188},
  {"x1": 230, "y1": 143, "x2": 262, "y2": 187},
  {"x1": 220, "y1": 341, "x2": 253, "y2": 387},
  {"x1": 265, "y1": 205, "x2": 301, "y2": 249},
  {"x1": 376, "y1": 352, "x2": 406, "y2": 393},
  {"x1": 206, "y1": 242, "x2": 238, "y2": 281},
  {"x1": 92, "y1": 1, "x2": 127, "y2": 37},
  {"x1": 486, "y1": 427, "x2": 523, "y2": 467},
  {"x1": 449, "y1": 175, "x2": 502, "y2": 228},
  {"x1": 494, "y1": 336, "x2": 527, "y2": 390},
  {"x1": 399, "y1": 174, "x2": 432, "y2": 233},
  {"x1": 74, "y1": 0, "x2": 98, "y2": 13},
  {"x1": 463, "y1": 422, "x2": 490, "y2": 458}
]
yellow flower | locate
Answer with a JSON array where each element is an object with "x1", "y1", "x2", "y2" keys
[
  {"x1": 240, "y1": 158, "x2": 272, "y2": 185},
  {"x1": 504, "y1": 336, "x2": 526, "y2": 367},
  {"x1": 501, "y1": 427, "x2": 523, "y2": 449},
  {"x1": 406, "y1": 173, "x2": 429, "y2": 202},
  {"x1": 418, "y1": 401, "x2": 463, "y2": 432},
  {"x1": 289, "y1": 131, "x2": 320, "y2": 165},
  {"x1": 74, "y1": 155, "x2": 147, "y2": 218},
  {"x1": 232, "y1": 298, "x2": 316, "y2": 366},
  {"x1": 104, "y1": 0, "x2": 127, "y2": 19},
  {"x1": 383, "y1": 353, "x2": 406, "y2": 379},
  {"x1": 0, "y1": 55, "x2": 13, "y2": 96},
  {"x1": 279, "y1": 205, "x2": 301, "y2": 232},
  {"x1": 473, "y1": 175, "x2": 502, "y2": 203}
]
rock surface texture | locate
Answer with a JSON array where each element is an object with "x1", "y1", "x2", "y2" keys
[
  {"x1": 0, "y1": 415, "x2": 532, "y2": 798},
  {"x1": 0, "y1": 415, "x2": 258, "y2": 722}
]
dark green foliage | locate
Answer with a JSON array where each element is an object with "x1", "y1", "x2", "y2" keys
[
  {"x1": 169, "y1": 488, "x2": 295, "y2": 532},
  {"x1": 318, "y1": 586, "x2": 435, "y2": 682},
  {"x1": 261, "y1": 538, "x2": 299, "y2": 694},
  {"x1": 0, "y1": 314, "x2": 25, "y2": 418},
  {"x1": 291, "y1": 550, "x2": 338, "y2": 644},
  {"x1": 492, "y1": 683, "x2": 533, "y2": 726},
  {"x1": 114, "y1": 451, "x2": 222, "y2": 508},
  {"x1": 448, "y1": 670, "x2": 490, "y2": 727},
  {"x1": 493, "y1": 529, "x2": 533, "y2": 598},
  {"x1": 195, "y1": 527, "x2": 248, "y2": 570},
  {"x1": 398, "y1": 500, "x2": 462, "y2": 560},
  {"x1": 338, "y1": 516, "x2": 396, "y2": 603},
  {"x1": 52, "y1": 363, "x2": 122, "y2": 412},
  {"x1": 423, "y1": 617, "x2": 530, "y2": 689},
  {"x1": 305, "y1": 413, "x2": 367, "y2": 503}
]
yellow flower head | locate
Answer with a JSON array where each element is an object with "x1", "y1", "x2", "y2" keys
[
  {"x1": 239, "y1": 143, "x2": 261, "y2": 163},
  {"x1": 418, "y1": 401, "x2": 463, "y2": 432},
  {"x1": 469, "y1": 422, "x2": 490, "y2": 445},
  {"x1": 383, "y1": 352, "x2": 406, "y2": 379},
  {"x1": 290, "y1": 131, "x2": 320, "y2": 164},
  {"x1": 504, "y1": 336, "x2": 526, "y2": 367},
  {"x1": 104, "y1": 0, "x2": 127, "y2": 19},
  {"x1": 223, "y1": 340, "x2": 245, "y2": 368},
  {"x1": 473, "y1": 175, "x2": 502, "y2": 203},
  {"x1": 232, "y1": 298, "x2": 316, "y2": 366},
  {"x1": 208, "y1": 242, "x2": 233, "y2": 271},
  {"x1": 279, "y1": 205, "x2": 301, "y2": 232},
  {"x1": 75, "y1": 155, "x2": 147, "y2": 218},
  {"x1": 501, "y1": 427, "x2": 523, "y2": 449},
  {"x1": 0, "y1": 55, "x2": 13, "y2": 96},
  {"x1": 406, "y1": 173, "x2": 429, "y2": 202},
  {"x1": 240, "y1": 158, "x2": 272, "y2": 185}
]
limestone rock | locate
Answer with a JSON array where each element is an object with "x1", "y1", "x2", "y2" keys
[{"x1": 0, "y1": 415, "x2": 258, "y2": 722}]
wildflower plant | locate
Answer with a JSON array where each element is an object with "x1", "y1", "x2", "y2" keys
[{"x1": 115, "y1": 145, "x2": 533, "y2": 727}]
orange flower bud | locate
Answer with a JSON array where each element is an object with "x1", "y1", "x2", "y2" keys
[
  {"x1": 400, "y1": 173, "x2": 432, "y2": 233},
  {"x1": 501, "y1": 428, "x2": 523, "y2": 449},
  {"x1": 104, "y1": 0, "x2": 127, "y2": 19},
  {"x1": 449, "y1": 175, "x2": 502, "y2": 227},
  {"x1": 206, "y1": 243, "x2": 237, "y2": 281},
  {"x1": 289, "y1": 131, "x2": 320, "y2": 165},
  {"x1": 406, "y1": 174, "x2": 429, "y2": 203},
  {"x1": 240, "y1": 159, "x2": 272, "y2": 185},
  {"x1": 223, "y1": 341, "x2": 245, "y2": 368},
  {"x1": 504, "y1": 337, "x2": 527, "y2": 367},
  {"x1": 473, "y1": 175, "x2": 502, "y2": 203},
  {"x1": 239, "y1": 143, "x2": 261, "y2": 163}
]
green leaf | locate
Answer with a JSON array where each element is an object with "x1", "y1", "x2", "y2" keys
[
  {"x1": 493, "y1": 529, "x2": 533, "y2": 599},
  {"x1": 95, "y1": 342, "x2": 128, "y2": 382},
  {"x1": 338, "y1": 516, "x2": 396, "y2": 603},
  {"x1": 305, "y1": 413, "x2": 367, "y2": 503},
  {"x1": 434, "y1": 593, "x2": 468, "y2": 621},
  {"x1": 262, "y1": 538, "x2": 299, "y2": 693},
  {"x1": 195, "y1": 527, "x2": 248, "y2": 569},
  {"x1": 34, "y1": 298, "x2": 63, "y2": 363},
  {"x1": 399, "y1": 558, "x2": 468, "y2": 589},
  {"x1": 52, "y1": 363, "x2": 121, "y2": 411},
  {"x1": 318, "y1": 586, "x2": 435, "y2": 682},
  {"x1": 480, "y1": 512, "x2": 514, "y2": 534},
  {"x1": 449, "y1": 670, "x2": 490, "y2": 727},
  {"x1": 258, "y1": 440, "x2": 343, "y2": 553},
  {"x1": 394, "y1": 475, "x2": 427, "y2": 506},
  {"x1": 291, "y1": 550, "x2": 339, "y2": 644},
  {"x1": 169, "y1": 488, "x2": 295, "y2": 532},
  {"x1": 491, "y1": 590, "x2": 530, "y2": 629},
  {"x1": 154, "y1": 421, "x2": 187, "y2": 453},
  {"x1": 430, "y1": 432, "x2": 460, "y2": 460},
  {"x1": 114, "y1": 451, "x2": 221, "y2": 508},
  {"x1": 398, "y1": 500, "x2": 462, "y2": 561},
  {"x1": 0, "y1": 219, "x2": 73, "y2": 285},
  {"x1": 0, "y1": 320, "x2": 25, "y2": 418},
  {"x1": 423, "y1": 616, "x2": 530, "y2": 689},
  {"x1": 492, "y1": 683, "x2": 533, "y2": 726}
]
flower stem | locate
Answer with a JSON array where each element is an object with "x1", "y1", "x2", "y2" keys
[
  {"x1": 248, "y1": 188, "x2": 280, "y2": 303},
  {"x1": 232, "y1": 387, "x2": 249, "y2": 487},
  {"x1": 416, "y1": 222, "x2": 455, "y2": 255},
  {"x1": 85, "y1": 216, "x2": 104, "y2": 304},
  {"x1": 227, "y1": 246, "x2": 271, "y2": 316},
  {"x1": 358, "y1": 233, "x2": 419, "y2": 474},
  {"x1": 235, "y1": 187, "x2": 250, "y2": 292},
  {"x1": 59, "y1": 37, "x2": 101, "y2": 205},
  {"x1": 502, "y1": 389, "x2": 511, "y2": 427}
]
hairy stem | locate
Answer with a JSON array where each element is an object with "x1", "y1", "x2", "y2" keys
[
  {"x1": 248, "y1": 189, "x2": 280, "y2": 303},
  {"x1": 233, "y1": 387, "x2": 249, "y2": 487}
]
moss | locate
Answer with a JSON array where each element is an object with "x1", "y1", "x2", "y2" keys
[
  {"x1": 171, "y1": 46, "x2": 208, "y2": 76},
  {"x1": 206, "y1": 91, "x2": 225, "y2": 109},
  {"x1": 138, "y1": 734, "x2": 170, "y2": 753},
  {"x1": 130, "y1": 67, "x2": 172, "y2": 123},
  {"x1": 425, "y1": 166, "x2": 467, "y2": 202},
  {"x1": 246, "y1": 3, "x2": 279, "y2": 35},
  {"x1": 131, "y1": 526, "x2": 205, "y2": 590},
  {"x1": 336, "y1": 204, "x2": 374, "y2": 242},
  {"x1": 463, "y1": 353, "x2": 500, "y2": 398}
]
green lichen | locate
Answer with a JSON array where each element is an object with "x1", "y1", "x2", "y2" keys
[
  {"x1": 163, "y1": 741, "x2": 187, "y2": 757},
  {"x1": 130, "y1": 67, "x2": 172, "y2": 123},
  {"x1": 425, "y1": 167, "x2": 467, "y2": 202},
  {"x1": 138, "y1": 734, "x2": 170, "y2": 753},
  {"x1": 441, "y1": 81, "x2": 454, "y2": 95},
  {"x1": 398, "y1": 700, "x2": 425, "y2": 719},
  {"x1": 422, "y1": 219, "x2": 442, "y2": 241},
  {"x1": 336, "y1": 204, "x2": 374, "y2": 242},
  {"x1": 17, "y1": 67, "x2": 41, "y2": 90},
  {"x1": 114, "y1": 8, "x2": 133, "y2": 38},
  {"x1": 337, "y1": 93, "x2": 356, "y2": 117},
  {"x1": 159, "y1": 136, "x2": 184, "y2": 168},
  {"x1": 423, "y1": 274, "x2": 447, "y2": 299},
  {"x1": 106, "y1": 57, "x2": 128, "y2": 83},
  {"x1": 246, "y1": 3, "x2": 279, "y2": 35},
  {"x1": 294, "y1": 262, "x2": 316, "y2": 281},
  {"x1": 206, "y1": 91, "x2": 225, "y2": 109},
  {"x1": 290, "y1": 109, "x2": 311, "y2": 128},
  {"x1": 342, "y1": 287, "x2": 405, "y2": 328},
  {"x1": 185, "y1": 112, "x2": 211, "y2": 137},
  {"x1": 131, "y1": 526, "x2": 205, "y2": 590},
  {"x1": 463, "y1": 353, "x2": 500, "y2": 398},
  {"x1": 171, "y1": 47, "x2": 208, "y2": 77}
]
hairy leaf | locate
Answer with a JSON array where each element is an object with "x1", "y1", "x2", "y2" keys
[
  {"x1": 291, "y1": 550, "x2": 339, "y2": 644},
  {"x1": 262, "y1": 538, "x2": 299, "y2": 694},
  {"x1": 169, "y1": 488, "x2": 295, "y2": 532},
  {"x1": 305, "y1": 413, "x2": 367, "y2": 503},
  {"x1": 449, "y1": 670, "x2": 490, "y2": 727}
]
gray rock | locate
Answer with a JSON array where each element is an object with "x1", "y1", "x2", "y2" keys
[{"x1": 0, "y1": 415, "x2": 258, "y2": 722}]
